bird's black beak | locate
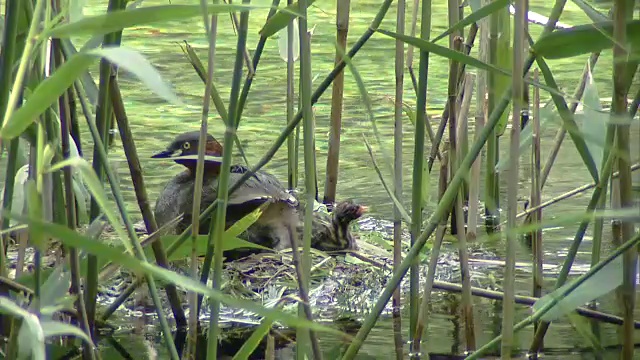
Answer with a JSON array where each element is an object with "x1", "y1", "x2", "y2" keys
[{"x1": 151, "y1": 149, "x2": 177, "y2": 159}]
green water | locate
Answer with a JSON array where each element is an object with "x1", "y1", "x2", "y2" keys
[{"x1": 10, "y1": 0, "x2": 640, "y2": 358}]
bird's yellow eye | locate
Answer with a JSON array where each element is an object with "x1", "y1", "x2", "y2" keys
[{"x1": 182, "y1": 142, "x2": 191, "y2": 150}]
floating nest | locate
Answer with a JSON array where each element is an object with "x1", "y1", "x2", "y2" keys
[{"x1": 4, "y1": 214, "x2": 501, "y2": 357}]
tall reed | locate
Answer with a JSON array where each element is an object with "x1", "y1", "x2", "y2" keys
[
  {"x1": 501, "y1": 0, "x2": 526, "y2": 356},
  {"x1": 324, "y1": 0, "x2": 351, "y2": 205},
  {"x1": 392, "y1": 0, "x2": 406, "y2": 357},
  {"x1": 409, "y1": 0, "x2": 432, "y2": 348},
  {"x1": 611, "y1": 0, "x2": 636, "y2": 357}
]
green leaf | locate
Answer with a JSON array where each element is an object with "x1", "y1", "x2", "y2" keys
[
  {"x1": 378, "y1": 29, "x2": 554, "y2": 98},
  {"x1": 0, "y1": 53, "x2": 95, "y2": 140},
  {"x1": 494, "y1": 7, "x2": 511, "y2": 136},
  {"x1": 17, "y1": 311, "x2": 45, "y2": 360},
  {"x1": 570, "y1": 0, "x2": 608, "y2": 23},
  {"x1": 225, "y1": 203, "x2": 266, "y2": 238},
  {"x1": 45, "y1": 4, "x2": 271, "y2": 39},
  {"x1": 533, "y1": 255, "x2": 623, "y2": 322},
  {"x1": 532, "y1": 20, "x2": 640, "y2": 59},
  {"x1": 433, "y1": 0, "x2": 509, "y2": 43},
  {"x1": 60, "y1": 38, "x2": 99, "y2": 105},
  {"x1": 48, "y1": 157, "x2": 133, "y2": 254},
  {"x1": 259, "y1": 0, "x2": 313, "y2": 38},
  {"x1": 496, "y1": 100, "x2": 555, "y2": 172},
  {"x1": 421, "y1": 160, "x2": 431, "y2": 208},
  {"x1": 90, "y1": 46, "x2": 181, "y2": 105},
  {"x1": 567, "y1": 312, "x2": 604, "y2": 355},
  {"x1": 232, "y1": 318, "x2": 274, "y2": 360},
  {"x1": 363, "y1": 137, "x2": 412, "y2": 225},
  {"x1": 26, "y1": 180, "x2": 44, "y2": 251},
  {"x1": 579, "y1": 64, "x2": 606, "y2": 172},
  {"x1": 65, "y1": 0, "x2": 86, "y2": 23},
  {"x1": 20, "y1": 216, "x2": 348, "y2": 337},
  {"x1": 0, "y1": 165, "x2": 29, "y2": 227},
  {"x1": 41, "y1": 320, "x2": 94, "y2": 348},
  {"x1": 277, "y1": 17, "x2": 300, "y2": 62},
  {"x1": 30, "y1": 265, "x2": 71, "y2": 321},
  {"x1": 0, "y1": 297, "x2": 45, "y2": 360},
  {"x1": 156, "y1": 234, "x2": 271, "y2": 262}
]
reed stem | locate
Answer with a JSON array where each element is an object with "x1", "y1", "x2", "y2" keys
[
  {"x1": 530, "y1": 69, "x2": 543, "y2": 334},
  {"x1": 109, "y1": 76, "x2": 187, "y2": 329},
  {"x1": 205, "y1": 0, "x2": 237, "y2": 357},
  {"x1": 392, "y1": 0, "x2": 406, "y2": 357},
  {"x1": 298, "y1": 0, "x2": 323, "y2": 357},
  {"x1": 611, "y1": 1, "x2": 636, "y2": 357},
  {"x1": 323, "y1": 0, "x2": 351, "y2": 205},
  {"x1": 409, "y1": 0, "x2": 431, "y2": 348},
  {"x1": 501, "y1": 0, "x2": 526, "y2": 355}
]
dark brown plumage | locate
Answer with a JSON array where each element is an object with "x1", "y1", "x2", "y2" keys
[{"x1": 152, "y1": 131, "x2": 365, "y2": 258}]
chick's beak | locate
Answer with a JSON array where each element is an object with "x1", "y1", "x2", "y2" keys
[{"x1": 356, "y1": 205, "x2": 368, "y2": 217}]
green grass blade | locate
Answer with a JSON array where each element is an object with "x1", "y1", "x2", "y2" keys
[
  {"x1": 89, "y1": 46, "x2": 182, "y2": 105},
  {"x1": 156, "y1": 235, "x2": 272, "y2": 262},
  {"x1": 0, "y1": 296, "x2": 45, "y2": 360},
  {"x1": 225, "y1": 203, "x2": 267, "y2": 238},
  {"x1": 533, "y1": 256, "x2": 623, "y2": 322},
  {"x1": 32, "y1": 265, "x2": 71, "y2": 318},
  {"x1": 41, "y1": 320, "x2": 94, "y2": 349},
  {"x1": 259, "y1": 0, "x2": 314, "y2": 37},
  {"x1": 232, "y1": 318, "x2": 275, "y2": 360},
  {"x1": 532, "y1": 20, "x2": 640, "y2": 59},
  {"x1": 363, "y1": 136, "x2": 412, "y2": 224},
  {"x1": 45, "y1": 4, "x2": 276, "y2": 39},
  {"x1": 378, "y1": 29, "x2": 564, "y2": 98},
  {"x1": 566, "y1": 312, "x2": 604, "y2": 355},
  {"x1": 432, "y1": 0, "x2": 509, "y2": 43},
  {"x1": 579, "y1": 65, "x2": 606, "y2": 170},
  {"x1": 0, "y1": 53, "x2": 95, "y2": 140},
  {"x1": 496, "y1": 100, "x2": 554, "y2": 172},
  {"x1": 569, "y1": 0, "x2": 608, "y2": 23},
  {"x1": 48, "y1": 157, "x2": 133, "y2": 254}
]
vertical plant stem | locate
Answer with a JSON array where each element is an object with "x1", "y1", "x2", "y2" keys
[
  {"x1": 611, "y1": 1, "x2": 636, "y2": 358},
  {"x1": 0, "y1": 0, "x2": 24, "y2": 289},
  {"x1": 530, "y1": 69, "x2": 543, "y2": 335},
  {"x1": 86, "y1": 0, "x2": 126, "y2": 338},
  {"x1": 192, "y1": 0, "x2": 219, "y2": 356},
  {"x1": 414, "y1": 141, "x2": 449, "y2": 349},
  {"x1": 196, "y1": 0, "x2": 281, "y2": 314},
  {"x1": 323, "y1": 0, "x2": 351, "y2": 204},
  {"x1": 444, "y1": 32, "x2": 476, "y2": 352},
  {"x1": 109, "y1": 76, "x2": 187, "y2": 329},
  {"x1": 409, "y1": 0, "x2": 431, "y2": 348},
  {"x1": 484, "y1": 2, "x2": 501, "y2": 235},
  {"x1": 426, "y1": 24, "x2": 478, "y2": 173},
  {"x1": 501, "y1": 0, "x2": 525, "y2": 357},
  {"x1": 55, "y1": 38, "x2": 95, "y2": 360},
  {"x1": 392, "y1": 0, "x2": 406, "y2": 357},
  {"x1": 468, "y1": 10, "x2": 489, "y2": 242},
  {"x1": 73, "y1": 74, "x2": 179, "y2": 359},
  {"x1": 206, "y1": 3, "x2": 251, "y2": 360},
  {"x1": 286, "y1": 0, "x2": 297, "y2": 190},
  {"x1": 536, "y1": 52, "x2": 601, "y2": 192},
  {"x1": 451, "y1": 63, "x2": 476, "y2": 355},
  {"x1": 529, "y1": 139, "x2": 617, "y2": 352},
  {"x1": 298, "y1": 0, "x2": 323, "y2": 357},
  {"x1": 587, "y1": 61, "x2": 613, "y2": 346}
]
